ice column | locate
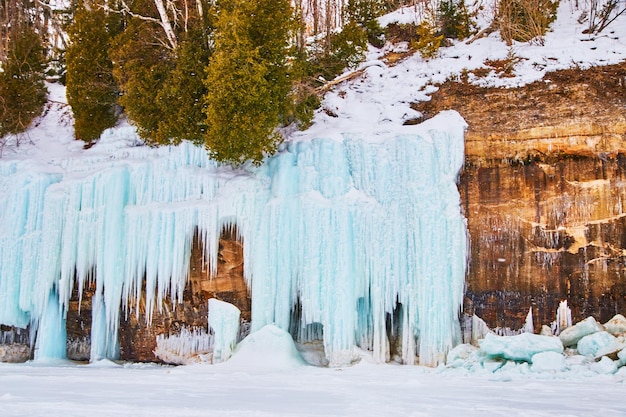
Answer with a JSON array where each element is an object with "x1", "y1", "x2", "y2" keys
[
  {"x1": 34, "y1": 290, "x2": 67, "y2": 361},
  {"x1": 208, "y1": 298, "x2": 241, "y2": 363}
]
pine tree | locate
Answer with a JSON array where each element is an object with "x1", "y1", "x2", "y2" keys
[
  {"x1": 110, "y1": 20, "x2": 174, "y2": 142},
  {"x1": 0, "y1": 24, "x2": 47, "y2": 138},
  {"x1": 155, "y1": 22, "x2": 213, "y2": 145},
  {"x1": 66, "y1": 2, "x2": 121, "y2": 143},
  {"x1": 203, "y1": 0, "x2": 293, "y2": 166},
  {"x1": 346, "y1": 0, "x2": 386, "y2": 47}
]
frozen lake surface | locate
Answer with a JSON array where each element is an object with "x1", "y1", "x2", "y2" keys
[{"x1": 1, "y1": 359, "x2": 625, "y2": 417}]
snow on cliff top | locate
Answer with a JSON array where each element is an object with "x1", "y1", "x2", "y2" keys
[
  {"x1": 2, "y1": 0, "x2": 625, "y2": 163},
  {"x1": 299, "y1": 0, "x2": 626, "y2": 141}
]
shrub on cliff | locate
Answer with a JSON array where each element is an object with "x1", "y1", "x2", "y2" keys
[
  {"x1": 203, "y1": 0, "x2": 292, "y2": 165},
  {"x1": 65, "y1": 3, "x2": 121, "y2": 143},
  {"x1": 0, "y1": 25, "x2": 47, "y2": 139},
  {"x1": 155, "y1": 24, "x2": 213, "y2": 146},
  {"x1": 109, "y1": 20, "x2": 174, "y2": 143}
]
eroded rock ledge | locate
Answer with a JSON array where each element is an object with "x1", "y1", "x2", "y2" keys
[
  {"x1": 417, "y1": 62, "x2": 626, "y2": 330},
  {"x1": 417, "y1": 62, "x2": 626, "y2": 162}
]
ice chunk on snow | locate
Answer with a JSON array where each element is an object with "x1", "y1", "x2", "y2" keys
[
  {"x1": 225, "y1": 325, "x2": 306, "y2": 371},
  {"x1": 446, "y1": 343, "x2": 479, "y2": 367},
  {"x1": 480, "y1": 333, "x2": 564, "y2": 362},
  {"x1": 591, "y1": 356, "x2": 618, "y2": 375},
  {"x1": 559, "y1": 317, "x2": 604, "y2": 347},
  {"x1": 531, "y1": 351, "x2": 565, "y2": 372},
  {"x1": 577, "y1": 331, "x2": 616, "y2": 357},
  {"x1": 594, "y1": 337, "x2": 626, "y2": 359},
  {"x1": 208, "y1": 299, "x2": 240, "y2": 364},
  {"x1": 604, "y1": 314, "x2": 626, "y2": 336},
  {"x1": 618, "y1": 348, "x2": 626, "y2": 366}
]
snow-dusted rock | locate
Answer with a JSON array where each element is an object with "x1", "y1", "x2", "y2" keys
[
  {"x1": 540, "y1": 325, "x2": 553, "y2": 336},
  {"x1": 604, "y1": 314, "x2": 626, "y2": 336},
  {"x1": 531, "y1": 351, "x2": 565, "y2": 372},
  {"x1": 559, "y1": 317, "x2": 604, "y2": 347},
  {"x1": 446, "y1": 343, "x2": 479, "y2": 367},
  {"x1": 0, "y1": 344, "x2": 30, "y2": 363},
  {"x1": 591, "y1": 356, "x2": 618, "y2": 375},
  {"x1": 577, "y1": 331, "x2": 616, "y2": 357},
  {"x1": 480, "y1": 333, "x2": 563, "y2": 362},
  {"x1": 618, "y1": 347, "x2": 626, "y2": 366}
]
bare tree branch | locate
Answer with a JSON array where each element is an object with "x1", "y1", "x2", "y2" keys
[{"x1": 117, "y1": 0, "x2": 178, "y2": 49}]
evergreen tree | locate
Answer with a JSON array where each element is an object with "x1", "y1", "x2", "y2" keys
[
  {"x1": 438, "y1": 0, "x2": 476, "y2": 40},
  {"x1": 66, "y1": 2, "x2": 121, "y2": 143},
  {"x1": 346, "y1": 0, "x2": 386, "y2": 47},
  {"x1": 0, "y1": 24, "x2": 47, "y2": 138},
  {"x1": 203, "y1": 0, "x2": 293, "y2": 166},
  {"x1": 110, "y1": 20, "x2": 174, "y2": 142},
  {"x1": 155, "y1": 23, "x2": 213, "y2": 145}
]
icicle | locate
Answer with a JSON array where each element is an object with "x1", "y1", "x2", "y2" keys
[
  {"x1": 34, "y1": 290, "x2": 66, "y2": 361},
  {"x1": 554, "y1": 300, "x2": 572, "y2": 335},
  {"x1": 470, "y1": 315, "x2": 494, "y2": 346},
  {"x1": 154, "y1": 327, "x2": 213, "y2": 365},
  {"x1": 523, "y1": 307, "x2": 534, "y2": 334}
]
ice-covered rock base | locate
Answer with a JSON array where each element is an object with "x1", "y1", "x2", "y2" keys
[{"x1": 0, "y1": 112, "x2": 468, "y2": 367}]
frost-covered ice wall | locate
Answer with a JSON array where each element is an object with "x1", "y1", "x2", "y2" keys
[{"x1": 0, "y1": 111, "x2": 467, "y2": 366}]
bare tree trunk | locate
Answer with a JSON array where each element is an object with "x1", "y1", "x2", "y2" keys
[
  {"x1": 153, "y1": 0, "x2": 178, "y2": 49},
  {"x1": 0, "y1": 0, "x2": 9, "y2": 62},
  {"x1": 312, "y1": 0, "x2": 319, "y2": 34},
  {"x1": 324, "y1": 0, "x2": 331, "y2": 53}
]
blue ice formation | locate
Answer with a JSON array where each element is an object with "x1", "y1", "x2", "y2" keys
[
  {"x1": 208, "y1": 298, "x2": 241, "y2": 363},
  {"x1": 0, "y1": 111, "x2": 467, "y2": 366}
]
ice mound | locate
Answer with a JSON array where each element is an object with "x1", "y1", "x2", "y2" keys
[
  {"x1": 559, "y1": 317, "x2": 604, "y2": 347},
  {"x1": 224, "y1": 325, "x2": 306, "y2": 371},
  {"x1": 531, "y1": 351, "x2": 565, "y2": 372},
  {"x1": 577, "y1": 331, "x2": 616, "y2": 357},
  {"x1": 480, "y1": 333, "x2": 563, "y2": 362}
]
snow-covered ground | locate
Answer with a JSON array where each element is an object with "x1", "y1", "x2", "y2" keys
[{"x1": 2, "y1": 355, "x2": 626, "y2": 417}]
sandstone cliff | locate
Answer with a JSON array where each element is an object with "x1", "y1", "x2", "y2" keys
[{"x1": 417, "y1": 61, "x2": 626, "y2": 330}]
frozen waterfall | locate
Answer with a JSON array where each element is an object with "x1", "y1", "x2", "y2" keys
[{"x1": 0, "y1": 111, "x2": 468, "y2": 366}]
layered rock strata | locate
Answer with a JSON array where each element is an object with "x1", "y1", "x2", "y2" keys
[{"x1": 418, "y1": 62, "x2": 626, "y2": 330}]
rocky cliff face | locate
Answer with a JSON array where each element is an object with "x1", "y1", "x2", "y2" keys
[
  {"x1": 418, "y1": 62, "x2": 626, "y2": 330},
  {"x1": 4, "y1": 64, "x2": 624, "y2": 363},
  {"x1": 117, "y1": 227, "x2": 249, "y2": 362},
  {"x1": 64, "y1": 228, "x2": 249, "y2": 363}
]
